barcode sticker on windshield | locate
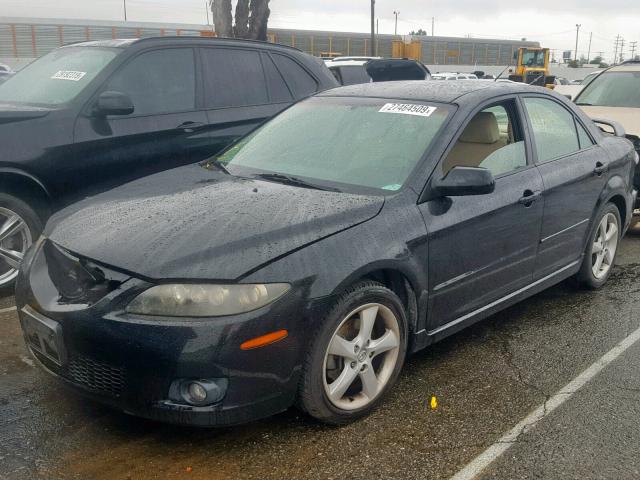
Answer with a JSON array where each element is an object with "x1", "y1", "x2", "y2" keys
[
  {"x1": 51, "y1": 70, "x2": 87, "y2": 81},
  {"x1": 379, "y1": 103, "x2": 437, "y2": 117}
]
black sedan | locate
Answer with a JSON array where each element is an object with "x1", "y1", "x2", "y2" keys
[{"x1": 16, "y1": 81, "x2": 638, "y2": 426}]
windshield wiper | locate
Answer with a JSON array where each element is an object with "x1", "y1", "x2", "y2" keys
[
  {"x1": 254, "y1": 173, "x2": 340, "y2": 192},
  {"x1": 575, "y1": 102, "x2": 593, "y2": 106}
]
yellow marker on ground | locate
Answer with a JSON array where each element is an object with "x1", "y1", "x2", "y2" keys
[{"x1": 430, "y1": 395, "x2": 438, "y2": 410}]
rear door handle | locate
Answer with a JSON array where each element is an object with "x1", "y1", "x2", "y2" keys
[
  {"x1": 593, "y1": 162, "x2": 607, "y2": 176},
  {"x1": 518, "y1": 189, "x2": 542, "y2": 207},
  {"x1": 177, "y1": 121, "x2": 206, "y2": 132}
]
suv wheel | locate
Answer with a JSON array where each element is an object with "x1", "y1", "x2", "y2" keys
[
  {"x1": 298, "y1": 281, "x2": 408, "y2": 424},
  {"x1": 0, "y1": 193, "x2": 42, "y2": 289}
]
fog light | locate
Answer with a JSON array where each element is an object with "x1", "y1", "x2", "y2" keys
[
  {"x1": 188, "y1": 382, "x2": 208, "y2": 403},
  {"x1": 168, "y1": 378, "x2": 228, "y2": 406}
]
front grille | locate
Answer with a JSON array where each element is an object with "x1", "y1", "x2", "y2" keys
[{"x1": 67, "y1": 355, "x2": 124, "y2": 397}]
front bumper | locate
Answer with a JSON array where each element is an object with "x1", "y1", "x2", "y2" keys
[{"x1": 15, "y1": 240, "x2": 317, "y2": 427}]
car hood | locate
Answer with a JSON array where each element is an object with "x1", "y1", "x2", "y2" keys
[
  {"x1": 578, "y1": 105, "x2": 640, "y2": 137},
  {"x1": 45, "y1": 164, "x2": 384, "y2": 280},
  {"x1": 0, "y1": 102, "x2": 52, "y2": 124}
]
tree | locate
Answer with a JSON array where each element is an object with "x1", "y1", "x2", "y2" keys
[
  {"x1": 210, "y1": 0, "x2": 271, "y2": 41},
  {"x1": 409, "y1": 28, "x2": 427, "y2": 36}
]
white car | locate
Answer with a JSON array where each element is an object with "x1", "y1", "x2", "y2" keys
[
  {"x1": 0, "y1": 63, "x2": 14, "y2": 84},
  {"x1": 432, "y1": 72, "x2": 478, "y2": 80},
  {"x1": 554, "y1": 70, "x2": 602, "y2": 101}
]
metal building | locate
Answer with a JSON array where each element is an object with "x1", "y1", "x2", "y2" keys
[{"x1": 0, "y1": 16, "x2": 539, "y2": 67}]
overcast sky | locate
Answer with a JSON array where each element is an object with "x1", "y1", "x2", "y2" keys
[{"x1": 3, "y1": 0, "x2": 639, "y2": 62}]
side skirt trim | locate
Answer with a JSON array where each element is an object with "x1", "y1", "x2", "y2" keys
[{"x1": 427, "y1": 260, "x2": 580, "y2": 337}]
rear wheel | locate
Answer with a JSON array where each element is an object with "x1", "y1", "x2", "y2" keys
[
  {"x1": 298, "y1": 281, "x2": 408, "y2": 424},
  {"x1": 577, "y1": 203, "x2": 621, "y2": 289},
  {"x1": 0, "y1": 193, "x2": 42, "y2": 289}
]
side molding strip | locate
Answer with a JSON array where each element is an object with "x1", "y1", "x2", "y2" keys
[
  {"x1": 427, "y1": 260, "x2": 580, "y2": 336},
  {"x1": 540, "y1": 218, "x2": 589, "y2": 244}
]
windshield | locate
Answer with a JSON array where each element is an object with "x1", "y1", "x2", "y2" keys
[
  {"x1": 581, "y1": 72, "x2": 600, "y2": 86},
  {"x1": 337, "y1": 66, "x2": 372, "y2": 85},
  {"x1": 216, "y1": 97, "x2": 451, "y2": 193},
  {"x1": 0, "y1": 47, "x2": 119, "y2": 106},
  {"x1": 576, "y1": 70, "x2": 640, "y2": 108},
  {"x1": 521, "y1": 50, "x2": 545, "y2": 68}
]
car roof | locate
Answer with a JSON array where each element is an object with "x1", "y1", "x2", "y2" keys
[
  {"x1": 61, "y1": 36, "x2": 304, "y2": 54},
  {"x1": 318, "y1": 79, "x2": 537, "y2": 104},
  {"x1": 607, "y1": 63, "x2": 640, "y2": 72},
  {"x1": 331, "y1": 56, "x2": 382, "y2": 62},
  {"x1": 327, "y1": 60, "x2": 368, "y2": 67}
]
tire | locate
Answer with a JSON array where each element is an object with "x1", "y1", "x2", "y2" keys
[
  {"x1": 577, "y1": 203, "x2": 621, "y2": 289},
  {"x1": 0, "y1": 193, "x2": 43, "y2": 290},
  {"x1": 298, "y1": 280, "x2": 408, "y2": 425}
]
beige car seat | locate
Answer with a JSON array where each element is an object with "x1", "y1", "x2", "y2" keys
[{"x1": 443, "y1": 112, "x2": 508, "y2": 174}]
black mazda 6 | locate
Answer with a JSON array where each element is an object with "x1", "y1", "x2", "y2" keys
[{"x1": 16, "y1": 81, "x2": 638, "y2": 426}]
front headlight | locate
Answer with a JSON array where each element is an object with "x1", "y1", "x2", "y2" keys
[{"x1": 126, "y1": 283, "x2": 290, "y2": 317}]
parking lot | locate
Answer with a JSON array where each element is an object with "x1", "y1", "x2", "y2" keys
[{"x1": 1, "y1": 224, "x2": 639, "y2": 480}]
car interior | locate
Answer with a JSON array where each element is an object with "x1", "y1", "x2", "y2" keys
[{"x1": 442, "y1": 103, "x2": 526, "y2": 177}]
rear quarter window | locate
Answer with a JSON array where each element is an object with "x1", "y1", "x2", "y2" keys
[{"x1": 272, "y1": 54, "x2": 318, "y2": 99}]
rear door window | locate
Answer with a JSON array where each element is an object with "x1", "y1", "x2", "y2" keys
[
  {"x1": 201, "y1": 48, "x2": 269, "y2": 108},
  {"x1": 271, "y1": 54, "x2": 318, "y2": 98},
  {"x1": 576, "y1": 122, "x2": 594, "y2": 149},
  {"x1": 104, "y1": 48, "x2": 196, "y2": 116},
  {"x1": 523, "y1": 97, "x2": 580, "y2": 163}
]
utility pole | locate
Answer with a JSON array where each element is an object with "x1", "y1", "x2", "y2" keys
[
  {"x1": 370, "y1": 0, "x2": 375, "y2": 56},
  {"x1": 205, "y1": 0, "x2": 210, "y2": 25},
  {"x1": 631, "y1": 41, "x2": 638, "y2": 60},
  {"x1": 393, "y1": 10, "x2": 400, "y2": 36},
  {"x1": 574, "y1": 24, "x2": 581, "y2": 62},
  {"x1": 620, "y1": 38, "x2": 625, "y2": 63},
  {"x1": 614, "y1": 35, "x2": 621, "y2": 65},
  {"x1": 432, "y1": 17, "x2": 435, "y2": 37},
  {"x1": 123, "y1": 0, "x2": 127, "y2": 21},
  {"x1": 586, "y1": 31, "x2": 592, "y2": 64}
]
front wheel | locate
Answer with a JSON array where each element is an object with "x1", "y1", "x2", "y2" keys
[
  {"x1": 0, "y1": 193, "x2": 42, "y2": 290},
  {"x1": 298, "y1": 281, "x2": 408, "y2": 425},
  {"x1": 577, "y1": 203, "x2": 621, "y2": 289}
]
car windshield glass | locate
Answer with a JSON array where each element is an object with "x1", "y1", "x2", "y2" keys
[
  {"x1": 215, "y1": 97, "x2": 451, "y2": 193},
  {"x1": 338, "y1": 66, "x2": 371, "y2": 85},
  {"x1": 576, "y1": 71, "x2": 640, "y2": 108},
  {"x1": 0, "y1": 47, "x2": 118, "y2": 106},
  {"x1": 521, "y1": 50, "x2": 545, "y2": 67},
  {"x1": 581, "y1": 72, "x2": 599, "y2": 86}
]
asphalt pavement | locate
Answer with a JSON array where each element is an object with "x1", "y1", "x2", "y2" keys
[{"x1": 1, "y1": 224, "x2": 639, "y2": 480}]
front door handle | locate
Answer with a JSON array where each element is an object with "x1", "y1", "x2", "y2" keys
[
  {"x1": 518, "y1": 189, "x2": 542, "y2": 207},
  {"x1": 177, "y1": 121, "x2": 206, "y2": 133},
  {"x1": 593, "y1": 162, "x2": 607, "y2": 176}
]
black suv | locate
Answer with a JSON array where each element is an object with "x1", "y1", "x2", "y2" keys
[{"x1": 0, "y1": 37, "x2": 338, "y2": 288}]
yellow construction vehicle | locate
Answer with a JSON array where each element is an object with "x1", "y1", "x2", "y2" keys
[{"x1": 508, "y1": 47, "x2": 556, "y2": 88}]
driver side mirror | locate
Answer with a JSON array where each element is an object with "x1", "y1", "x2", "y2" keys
[
  {"x1": 430, "y1": 166, "x2": 495, "y2": 198},
  {"x1": 94, "y1": 91, "x2": 134, "y2": 116}
]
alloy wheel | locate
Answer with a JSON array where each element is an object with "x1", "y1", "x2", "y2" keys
[
  {"x1": 0, "y1": 207, "x2": 32, "y2": 287},
  {"x1": 322, "y1": 303, "x2": 401, "y2": 411},
  {"x1": 591, "y1": 212, "x2": 619, "y2": 280}
]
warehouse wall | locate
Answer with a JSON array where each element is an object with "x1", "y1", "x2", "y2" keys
[{"x1": 0, "y1": 17, "x2": 540, "y2": 69}]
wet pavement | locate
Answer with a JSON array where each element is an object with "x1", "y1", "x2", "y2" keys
[{"x1": 1, "y1": 225, "x2": 640, "y2": 480}]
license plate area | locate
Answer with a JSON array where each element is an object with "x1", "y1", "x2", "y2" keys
[{"x1": 21, "y1": 307, "x2": 67, "y2": 367}]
